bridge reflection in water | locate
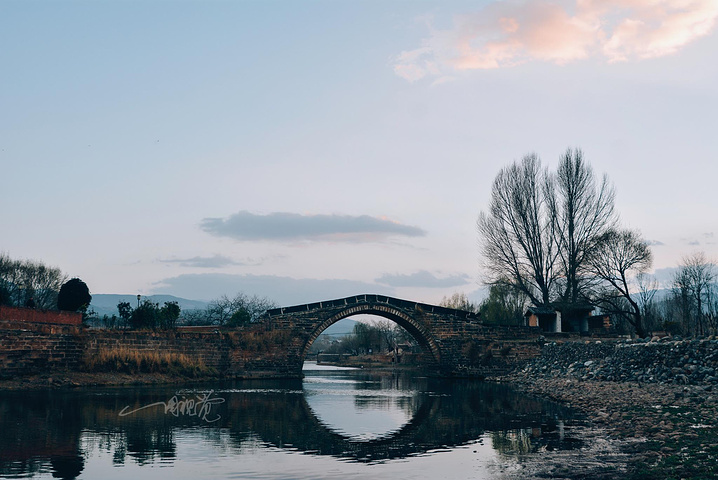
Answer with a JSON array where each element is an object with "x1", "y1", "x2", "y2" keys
[{"x1": 0, "y1": 370, "x2": 586, "y2": 479}]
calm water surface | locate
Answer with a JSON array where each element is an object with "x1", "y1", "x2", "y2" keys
[{"x1": 0, "y1": 364, "x2": 587, "y2": 479}]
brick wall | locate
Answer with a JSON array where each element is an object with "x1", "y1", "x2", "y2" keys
[
  {"x1": 0, "y1": 320, "x2": 83, "y2": 378},
  {"x1": 83, "y1": 329, "x2": 233, "y2": 372},
  {"x1": 0, "y1": 320, "x2": 289, "y2": 379},
  {"x1": 0, "y1": 305, "x2": 82, "y2": 325}
]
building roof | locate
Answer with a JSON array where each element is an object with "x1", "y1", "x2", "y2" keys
[
  {"x1": 524, "y1": 306, "x2": 556, "y2": 316},
  {"x1": 524, "y1": 303, "x2": 595, "y2": 317}
]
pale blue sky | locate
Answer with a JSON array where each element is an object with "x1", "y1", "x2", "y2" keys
[{"x1": 2, "y1": 0, "x2": 717, "y2": 304}]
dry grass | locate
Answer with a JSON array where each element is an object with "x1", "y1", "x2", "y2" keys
[
  {"x1": 234, "y1": 329, "x2": 292, "y2": 352},
  {"x1": 84, "y1": 347, "x2": 216, "y2": 377}
]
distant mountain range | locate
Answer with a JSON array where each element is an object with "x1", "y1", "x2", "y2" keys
[
  {"x1": 89, "y1": 294, "x2": 210, "y2": 317},
  {"x1": 318, "y1": 318, "x2": 358, "y2": 337}
]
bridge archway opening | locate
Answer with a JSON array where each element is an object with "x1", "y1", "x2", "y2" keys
[{"x1": 301, "y1": 305, "x2": 442, "y2": 368}]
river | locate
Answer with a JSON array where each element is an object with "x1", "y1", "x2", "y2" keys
[{"x1": 0, "y1": 364, "x2": 589, "y2": 479}]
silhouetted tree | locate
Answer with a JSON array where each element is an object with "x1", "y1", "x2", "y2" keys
[
  {"x1": 479, "y1": 284, "x2": 529, "y2": 326},
  {"x1": 352, "y1": 322, "x2": 383, "y2": 354},
  {"x1": 550, "y1": 149, "x2": 616, "y2": 305},
  {"x1": 478, "y1": 149, "x2": 618, "y2": 323},
  {"x1": 477, "y1": 154, "x2": 557, "y2": 307},
  {"x1": 130, "y1": 300, "x2": 159, "y2": 329},
  {"x1": 439, "y1": 292, "x2": 477, "y2": 312},
  {"x1": 117, "y1": 301, "x2": 133, "y2": 328},
  {"x1": 57, "y1": 278, "x2": 92, "y2": 313},
  {"x1": 0, "y1": 252, "x2": 66, "y2": 309},
  {"x1": 589, "y1": 229, "x2": 652, "y2": 337},
  {"x1": 672, "y1": 252, "x2": 716, "y2": 336},
  {"x1": 206, "y1": 292, "x2": 277, "y2": 326},
  {"x1": 127, "y1": 300, "x2": 181, "y2": 330},
  {"x1": 160, "y1": 301, "x2": 181, "y2": 329}
]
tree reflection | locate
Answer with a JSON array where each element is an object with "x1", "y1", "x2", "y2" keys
[{"x1": 0, "y1": 373, "x2": 586, "y2": 477}]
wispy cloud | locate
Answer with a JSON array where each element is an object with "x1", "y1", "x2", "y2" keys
[
  {"x1": 200, "y1": 211, "x2": 426, "y2": 243},
  {"x1": 394, "y1": 0, "x2": 718, "y2": 81},
  {"x1": 376, "y1": 270, "x2": 471, "y2": 288},
  {"x1": 158, "y1": 254, "x2": 262, "y2": 268},
  {"x1": 647, "y1": 239, "x2": 665, "y2": 246}
]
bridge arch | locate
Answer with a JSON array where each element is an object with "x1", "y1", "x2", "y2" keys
[
  {"x1": 300, "y1": 303, "x2": 442, "y2": 364},
  {"x1": 262, "y1": 294, "x2": 512, "y2": 377}
]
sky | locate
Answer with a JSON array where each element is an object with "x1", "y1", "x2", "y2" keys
[{"x1": 2, "y1": 0, "x2": 717, "y2": 306}]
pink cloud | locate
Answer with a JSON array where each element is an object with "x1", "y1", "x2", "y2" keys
[{"x1": 393, "y1": 0, "x2": 718, "y2": 81}]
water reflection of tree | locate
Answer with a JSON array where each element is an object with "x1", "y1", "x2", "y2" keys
[
  {"x1": 0, "y1": 390, "x2": 84, "y2": 480},
  {"x1": 79, "y1": 389, "x2": 182, "y2": 465},
  {"x1": 353, "y1": 394, "x2": 421, "y2": 413},
  {"x1": 491, "y1": 430, "x2": 535, "y2": 456},
  {"x1": 491, "y1": 419, "x2": 584, "y2": 457}
]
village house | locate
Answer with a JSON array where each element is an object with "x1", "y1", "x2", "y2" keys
[{"x1": 524, "y1": 304, "x2": 611, "y2": 334}]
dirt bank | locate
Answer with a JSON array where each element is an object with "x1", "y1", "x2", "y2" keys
[{"x1": 0, "y1": 370, "x2": 220, "y2": 390}]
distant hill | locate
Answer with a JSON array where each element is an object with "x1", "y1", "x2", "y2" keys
[
  {"x1": 318, "y1": 317, "x2": 358, "y2": 337},
  {"x1": 89, "y1": 294, "x2": 210, "y2": 317}
]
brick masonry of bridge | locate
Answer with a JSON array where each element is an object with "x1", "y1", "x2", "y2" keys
[{"x1": 0, "y1": 296, "x2": 549, "y2": 379}]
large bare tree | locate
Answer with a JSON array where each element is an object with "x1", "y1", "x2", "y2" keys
[
  {"x1": 589, "y1": 229, "x2": 653, "y2": 337},
  {"x1": 478, "y1": 149, "x2": 619, "y2": 322},
  {"x1": 549, "y1": 148, "x2": 617, "y2": 306},
  {"x1": 477, "y1": 154, "x2": 558, "y2": 307}
]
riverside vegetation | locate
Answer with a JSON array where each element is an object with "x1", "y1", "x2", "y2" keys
[{"x1": 83, "y1": 347, "x2": 216, "y2": 377}]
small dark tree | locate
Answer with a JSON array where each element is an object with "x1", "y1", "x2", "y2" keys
[
  {"x1": 57, "y1": 278, "x2": 92, "y2": 312},
  {"x1": 160, "y1": 301, "x2": 181, "y2": 329},
  {"x1": 227, "y1": 307, "x2": 251, "y2": 327},
  {"x1": 117, "y1": 301, "x2": 133, "y2": 328},
  {"x1": 479, "y1": 283, "x2": 529, "y2": 326},
  {"x1": 130, "y1": 300, "x2": 161, "y2": 329}
]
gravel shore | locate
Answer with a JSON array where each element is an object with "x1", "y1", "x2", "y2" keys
[{"x1": 491, "y1": 339, "x2": 718, "y2": 479}]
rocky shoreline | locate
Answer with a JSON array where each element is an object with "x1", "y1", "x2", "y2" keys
[{"x1": 492, "y1": 337, "x2": 718, "y2": 479}]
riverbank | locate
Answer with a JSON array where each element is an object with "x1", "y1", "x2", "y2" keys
[
  {"x1": 3, "y1": 338, "x2": 717, "y2": 478},
  {"x1": 0, "y1": 370, "x2": 220, "y2": 390},
  {"x1": 492, "y1": 337, "x2": 718, "y2": 479}
]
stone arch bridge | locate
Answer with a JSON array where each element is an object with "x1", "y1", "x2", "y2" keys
[{"x1": 240, "y1": 294, "x2": 543, "y2": 378}]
